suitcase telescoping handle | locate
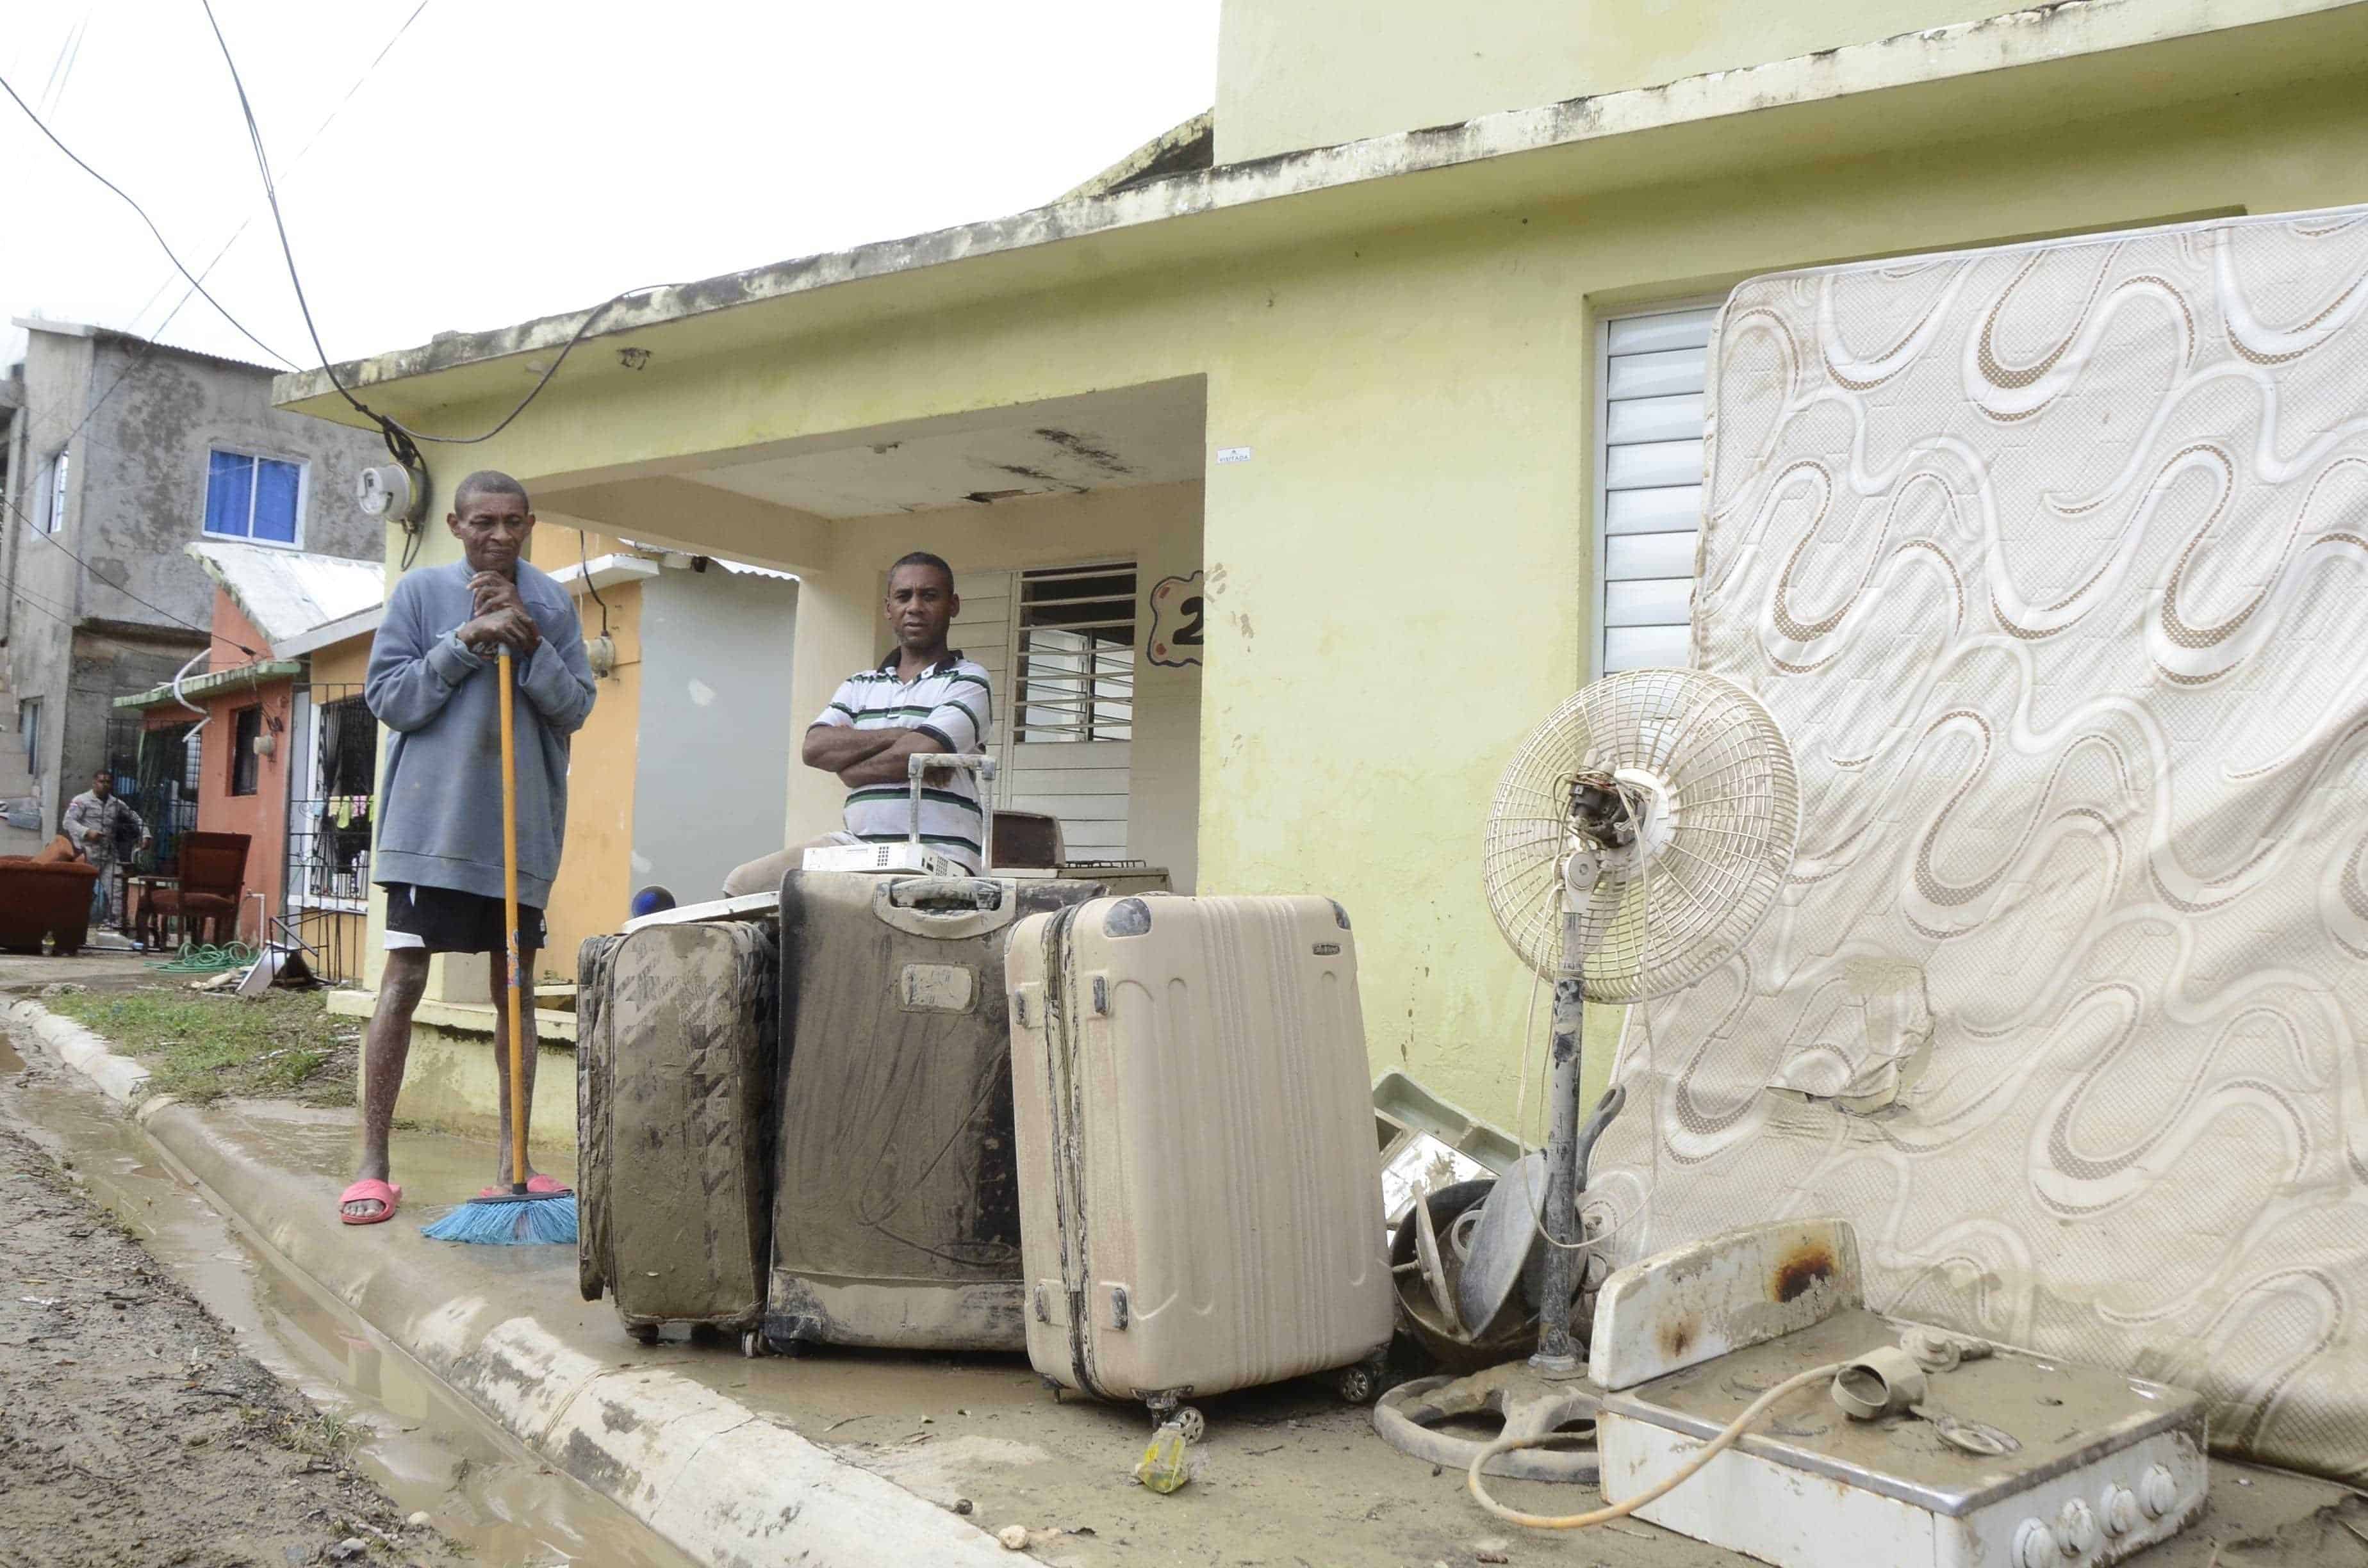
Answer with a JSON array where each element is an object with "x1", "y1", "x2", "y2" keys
[{"x1": 907, "y1": 752, "x2": 996, "y2": 873}]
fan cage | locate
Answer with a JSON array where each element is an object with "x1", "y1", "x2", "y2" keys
[{"x1": 1481, "y1": 667, "x2": 1798, "y2": 1002}]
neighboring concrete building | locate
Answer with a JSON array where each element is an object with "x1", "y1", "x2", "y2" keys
[
  {"x1": 274, "y1": 0, "x2": 2368, "y2": 1126},
  {"x1": 1, "y1": 319, "x2": 385, "y2": 848}
]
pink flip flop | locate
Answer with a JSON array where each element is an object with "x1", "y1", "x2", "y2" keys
[
  {"x1": 339, "y1": 1178, "x2": 402, "y2": 1225},
  {"x1": 475, "y1": 1174, "x2": 570, "y2": 1199}
]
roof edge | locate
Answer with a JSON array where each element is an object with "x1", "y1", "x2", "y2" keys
[
  {"x1": 1058, "y1": 110, "x2": 1215, "y2": 204},
  {"x1": 272, "y1": 0, "x2": 2356, "y2": 410},
  {"x1": 113, "y1": 660, "x2": 304, "y2": 710}
]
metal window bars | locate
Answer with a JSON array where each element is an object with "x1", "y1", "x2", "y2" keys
[{"x1": 1014, "y1": 563, "x2": 1137, "y2": 744}]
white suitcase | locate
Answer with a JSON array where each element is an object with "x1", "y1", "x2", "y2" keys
[{"x1": 1006, "y1": 894, "x2": 1394, "y2": 1424}]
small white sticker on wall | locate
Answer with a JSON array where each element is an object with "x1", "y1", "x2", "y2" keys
[{"x1": 1215, "y1": 446, "x2": 1252, "y2": 465}]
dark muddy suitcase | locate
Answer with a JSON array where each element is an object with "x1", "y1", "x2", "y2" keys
[
  {"x1": 764, "y1": 871, "x2": 1103, "y2": 1352},
  {"x1": 577, "y1": 917, "x2": 779, "y2": 1352}
]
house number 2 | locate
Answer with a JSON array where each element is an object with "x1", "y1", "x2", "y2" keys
[{"x1": 1147, "y1": 571, "x2": 1205, "y2": 667}]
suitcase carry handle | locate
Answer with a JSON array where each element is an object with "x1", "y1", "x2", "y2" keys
[
  {"x1": 887, "y1": 878, "x2": 1003, "y2": 911},
  {"x1": 873, "y1": 876, "x2": 1019, "y2": 940},
  {"x1": 908, "y1": 753, "x2": 997, "y2": 871}
]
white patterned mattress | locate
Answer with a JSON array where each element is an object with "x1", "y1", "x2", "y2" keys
[{"x1": 1586, "y1": 206, "x2": 2368, "y2": 1480}]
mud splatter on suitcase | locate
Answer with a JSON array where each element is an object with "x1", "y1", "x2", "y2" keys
[
  {"x1": 1007, "y1": 894, "x2": 1394, "y2": 1425},
  {"x1": 764, "y1": 871, "x2": 1102, "y2": 1352},
  {"x1": 576, "y1": 920, "x2": 778, "y2": 1347}
]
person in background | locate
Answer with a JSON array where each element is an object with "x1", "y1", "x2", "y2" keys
[
  {"x1": 61, "y1": 767, "x2": 149, "y2": 929},
  {"x1": 340, "y1": 470, "x2": 596, "y2": 1227},
  {"x1": 722, "y1": 551, "x2": 992, "y2": 894}
]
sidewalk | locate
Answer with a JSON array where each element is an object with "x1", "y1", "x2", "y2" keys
[{"x1": 8, "y1": 992, "x2": 2363, "y2": 1568}]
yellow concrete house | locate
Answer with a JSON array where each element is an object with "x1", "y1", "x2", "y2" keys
[{"x1": 279, "y1": 0, "x2": 2368, "y2": 1136}]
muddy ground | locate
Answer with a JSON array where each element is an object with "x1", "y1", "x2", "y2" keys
[{"x1": 0, "y1": 1087, "x2": 459, "y2": 1568}]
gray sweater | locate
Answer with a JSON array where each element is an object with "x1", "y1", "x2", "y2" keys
[{"x1": 365, "y1": 561, "x2": 596, "y2": 908}]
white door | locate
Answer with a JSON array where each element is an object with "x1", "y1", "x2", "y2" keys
[
  {"x1": 1597, "y1": 302, "x2": 1718, "y2": 674},
  {"x1": 950, "y1": 561, "x2": 1137, "y2": 861}
]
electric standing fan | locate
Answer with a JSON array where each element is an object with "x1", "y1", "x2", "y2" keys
[{"x1": 1375, "y1": 667, "x2": 1798, "y2": 1482}]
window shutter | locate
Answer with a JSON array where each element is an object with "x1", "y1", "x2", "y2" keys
[{"x1": 1598, "y1": 305, "x2": 1716, "y2": 673}]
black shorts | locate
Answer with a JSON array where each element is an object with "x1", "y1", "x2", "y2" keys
[{"x1": 382, "y1": 883, "x2": 545, "y2": 954}]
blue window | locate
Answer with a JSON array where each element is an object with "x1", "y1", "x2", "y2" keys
[{"x1": 204, "y1": 450, "x2": 302, "y2": 543}]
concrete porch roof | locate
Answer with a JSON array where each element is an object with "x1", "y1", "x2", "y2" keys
[
  {"x1": 678, "y1": 376, "x2": 1206, "y2": 519},
  {"x1": 274, "y1": 0, "x2": 2368, "y2": 431}
]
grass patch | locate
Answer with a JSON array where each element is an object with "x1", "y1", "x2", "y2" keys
[
  {"x1": 273, "y1": 1409, "x2": 362, "y2": 1460},
  {"x1": 47, "y1": 986, "x2": 360, "y2": 1106}
]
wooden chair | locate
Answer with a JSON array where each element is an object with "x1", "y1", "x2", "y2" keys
[{"x1": 142, "y1": 831, "x2": 250, "y2": 950}]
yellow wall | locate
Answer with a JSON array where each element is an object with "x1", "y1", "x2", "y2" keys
[
  {"x1": 1216, "y1": 0, "x2": 2029, "y2": 161},
  {"x1": 301, "y1": 634, "x2": 376, "y2": 986},
  {"x1": 310, "y1": 637, "x2": 369, "y2": 689},
  {"x1": 529, "y1": 521, "x2": 643, "y2": 976},
  {"x1": 319, "y1": 68, "x2": 2368, "y2": 1129}
]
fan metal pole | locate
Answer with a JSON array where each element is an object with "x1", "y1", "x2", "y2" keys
[{"x1": 1531, "y1": 907, "x2": 1588, "y2": 1371}]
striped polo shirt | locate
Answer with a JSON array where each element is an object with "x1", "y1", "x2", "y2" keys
[{"x1": 812, "y1": 649, "x2": 994, "y2": 872}]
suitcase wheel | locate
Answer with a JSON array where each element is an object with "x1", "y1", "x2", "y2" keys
[
  {"x1": 1172, "y1": 1405, "x2": 1205, "y2": 1445},
  {"x1": 628, "y1": 1323, "x2": 661, "y2": 1346},
  {"x1": 1332, "y1": 1357, "x2": 1388, "y2": 1407},
  {"x1": 740, "y1": 1329, "x2": 768, "y2": 1359}
]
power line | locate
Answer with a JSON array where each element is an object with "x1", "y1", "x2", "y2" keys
[
  {"x1": 200, "y1": 0, "x2": 676, "y2": 453},
  {"x1": 37, "y1": 4, "x2": 94, "y2": 118},
  {"x1": 0, "y1": 70, "x2": 294, "y2": 370},
  {"x1": 129, "y1": 0, "x2": 431, "y2": 342},
  {"x1": 72, "y1": 0, "x2": 436, "y2": 466},
  {"x1": 3, "y1": 578, "x2": 75, "y2": 630},
  {"x1": 6, "y1": 501, "x2": 260, "y2": 657}
]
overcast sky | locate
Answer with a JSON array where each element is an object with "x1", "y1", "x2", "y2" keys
[{"x1": 1, "y1": 0, "x2": 1218, "y2": 376}]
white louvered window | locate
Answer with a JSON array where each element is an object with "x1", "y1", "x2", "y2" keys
[
  {"x1": 1596, "y1": 303, "x2": 1716, "y2": 673},
  {"x1": 948, "y1": 560, "x2": 1136, "y2": 860}
]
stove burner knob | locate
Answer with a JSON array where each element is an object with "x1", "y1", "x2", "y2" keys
[
  {"x1": 2101, "y1": 1485, "x2": 2141, "y2": 1537},
  {"x1": 2139, "y1": 1464, "x2": 2178, "y2": 1519},
  {"x1": 2016, "y1": 1519, "x2": 2059, "y2": 1568},
  {"x1": 2057, "y1": 1498, "x2": 2100, "y2": 1555}
]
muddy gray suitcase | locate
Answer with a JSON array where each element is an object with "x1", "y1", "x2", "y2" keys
[
  {"x1": 576, "y1": 918, "x2": 779, "y2": 1351},
  {"x1": 763, "y1": 871, "x2": 1103, "y2": 1352},
  {"x1": 1007, "y1": 895, "x2": 1395, "y2": 1425}
]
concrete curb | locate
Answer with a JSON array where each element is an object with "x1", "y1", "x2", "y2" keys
[
  {"x1": 8, "y1": 997, "x2": 158, "y2": 1106},
  {"x1": 5, "y1": 997, "x2": 1013, "y2": 1568}
]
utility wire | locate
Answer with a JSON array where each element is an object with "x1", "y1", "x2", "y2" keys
[
  {"x1": 37, "y1": 4, "x2": 94, "y2": 118},
  {"x1": 6, "y1": 592, "x2": 71, "y2": 631},
  {"x1": 1, "y1": 6, "x2": 418, "y2": 660},
  {"x1": 6, "y1": 499, "x2": 261, "y2": 656},
  {"x1": 201, "y1": 0, "x2": 676, "y2": 453},
  {"x1": 3, "y1": 576, "x2": 78, "y2": 630},
  {"x1": 0, "y1": 70, "x2": 294, "y2": 370},
  {"x1": 56, "y1": 0, "x2": 439, "y2": 471},
  {"x1": 126, "y1": 0, "x2": 431, "y2": 342}
]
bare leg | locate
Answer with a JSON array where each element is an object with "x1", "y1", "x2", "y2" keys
[
  {"x1": 721, "y1": 837, "x2": 841, "y2": 897},
  {"x1": 347, "y1": 948, "x2": 429, "y2": 1219},
  {"x1": 488, "y1": 943, "x2": 543, "y2": 1188}
]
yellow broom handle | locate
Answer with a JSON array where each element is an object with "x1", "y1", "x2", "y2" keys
[{"x1": 497, "y1": 646, "x2": 526, "y2": 1194}]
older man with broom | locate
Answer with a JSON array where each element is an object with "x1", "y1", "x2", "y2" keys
[{"x1": 343, "y1": 471, "x2": 595, "y2": 1243}]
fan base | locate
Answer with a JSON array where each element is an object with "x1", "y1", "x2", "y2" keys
[{"x1": 1371, "y1": 1362, "x2": 1605, "y2": 1483}]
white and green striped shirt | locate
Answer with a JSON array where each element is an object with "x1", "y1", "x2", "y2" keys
[{"x1": 812, "y1": 650, "x2": 993, "y2": 872}]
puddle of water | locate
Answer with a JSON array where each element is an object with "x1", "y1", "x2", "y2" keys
[{"x1": 3, "y1": 1056, "x2": 699, "y2": 1568}]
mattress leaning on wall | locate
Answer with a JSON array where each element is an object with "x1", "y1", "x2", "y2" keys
[{"x1": 1583, "y1": 204, "x2": 2368, "y2": 1483}]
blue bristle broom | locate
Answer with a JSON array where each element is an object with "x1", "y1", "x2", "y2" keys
[{"x1": 423, "y1": 644, "x2": 578, "y2": 1246}]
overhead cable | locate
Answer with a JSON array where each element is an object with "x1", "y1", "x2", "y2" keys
[
  {"x1": 5, "y1": 499, "x2": 261, "y2": 657},
  {"x1": 200, "y1": 0, "x2": 676, "y2": 453},
  {"x1": 0, "y1": 70, "x2": 294, "y2": 370}
]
